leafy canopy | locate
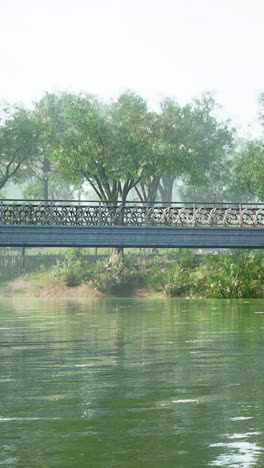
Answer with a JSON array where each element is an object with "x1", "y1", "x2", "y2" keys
[
  {"x1": 0, "y1": 105, "x2": 37, "y2": 191},
  {"x1": 52, "y1": 92, "x2": 158, "y2": 202}
]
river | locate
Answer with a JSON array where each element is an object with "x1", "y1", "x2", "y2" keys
[{"x1": 0, "y1": 298, "x2": 264, "y2": 467}]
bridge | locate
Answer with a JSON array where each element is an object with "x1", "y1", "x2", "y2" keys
[{"x1": 0, "y1": 199, "x2": 263, "y2": 248}]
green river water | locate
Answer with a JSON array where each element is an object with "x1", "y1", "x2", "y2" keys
[{"x1": 0, "y1": 298, "x2": 264, "y2": 467}]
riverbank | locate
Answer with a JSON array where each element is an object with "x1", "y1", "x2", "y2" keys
[
  {"x1": 0, "y1": 276, "x2": 155, "y2": 299},
  {"x1": 0, "y1": 248, "x2": 263, "y2": 299}
]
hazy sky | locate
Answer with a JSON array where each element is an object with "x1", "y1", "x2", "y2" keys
[{"x1": 1, "y1": 0, "x2": 263, "y2": 136}]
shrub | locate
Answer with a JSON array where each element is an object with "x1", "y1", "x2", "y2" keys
[
  {"x1": 95, "y1": 255, "x2": 145, "y2": 296},
  {"x1": 159, "y1": 248, "x2": 201, "y2": 267},
  {"x1": 50, "y1": 248, "x2": 93, "y2": 286},
  {"x1": 144, "y1": 258, "x2": 172, "y2": 291},
  {"x1": 202, "y1": 250, "x2": 264, "y2": 298}
]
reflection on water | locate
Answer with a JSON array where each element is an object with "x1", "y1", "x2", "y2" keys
[
  {"x1": 0, "y1": 298, "x2": 264, "y2": 467},
  {"x1": 210, "y1": 437, "x2": 264, "y2": 467}
]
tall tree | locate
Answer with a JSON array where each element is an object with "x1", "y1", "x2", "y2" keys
[
  {"x1": 0, "y1": 105, "x2": 36, "y2": 192},
  {"x1": 166, "y1": 95, "x2": 234, "y2": 202},
  {"x1": 228, "y1": 140, "x2": 264, "y2": 202},
  {"x1": 52, "y1": 91, "x2": 157, "y2": 204},
  {"x1": 134, "y1": 99, "x2": 187, "y2": 203},
  {"x1": 226, "y1": 93, "x2": 264, "y2": 202},
  {"x1": 23, "y1": 93, "x2": 73, "y2": 200},
  {"x1": 134, "y1": 94, "x2": 234, "y2": 204},
  {"x1": 50, "y1": 91, "x2": 159, "y2": 263}
]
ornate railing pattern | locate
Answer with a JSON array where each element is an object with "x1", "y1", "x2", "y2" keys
[{"x1": 0, "y1": 200, "x2": 264, "y2": 227}]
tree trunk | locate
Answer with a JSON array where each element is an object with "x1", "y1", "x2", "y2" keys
[
  {"x1": 43, "y1": 157, "x2": 51, "y2": 200},
  {"x1": 159, "y1": 175, "x2": 176, "y2": 204},
  {"x1": 43, "y1": 177, "x2": 49, "y2": 200},
  {"x1": 109, "y1": 247, "x2": 124, "y2": 266},
  {"x1": 135, "y1": 176, "x2": 161, "y2": 204}
]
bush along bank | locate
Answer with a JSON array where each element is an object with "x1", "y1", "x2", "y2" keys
[
  {"x1": 47, "y1": 248, "x2": 264, "y2": 298},
  {"x1": 1, "y1": 248, "x2": 263, "y2": 298}
]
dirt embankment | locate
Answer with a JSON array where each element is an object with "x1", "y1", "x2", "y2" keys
[{"x1": 0, "y1": 278, "x2": 152, "y2": 299}]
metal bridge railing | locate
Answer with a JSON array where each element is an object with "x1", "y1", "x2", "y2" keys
[{"x1": 0, "y1": 199, "x2": 263, "y2": 228}]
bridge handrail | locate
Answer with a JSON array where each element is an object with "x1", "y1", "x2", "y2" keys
[{"x1": 0, "y1": 199, "x2": 263, "y2": 228}]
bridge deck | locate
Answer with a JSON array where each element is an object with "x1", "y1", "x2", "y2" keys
[
  {"x1": 0, "y1": 200, "x2": 263, "y2": 248},
  {"x1": 0, "y1": 225, "x2": 263, "y2": 249}
]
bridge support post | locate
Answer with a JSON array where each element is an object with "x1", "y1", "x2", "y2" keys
[
  {"x1": 193, "y1": 203, "x2": 197, "y2": 227},
  {"x1": 0, "y1": 200, "x2": 3, "y2": 224},
  {"x1": 146, "y1": 202, "x2": 150, "y2": 226},
  {"x1": 49, "y1": 200, "x2": 54, "y2": 225},
  {"x1": 98, "y1": 201, "x2": 102, "y2": 225},
  {"x1": 239, "y1": 204, "x2": 243, "y2": 227}
]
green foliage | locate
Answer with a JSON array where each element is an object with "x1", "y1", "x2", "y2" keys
[
  {"x1": 0, "y1": 89, "x2": 261, "y2": 209},
  {"x1": 175, "y1": 97, "x2": 235, "y2": 202},
  {"x1": 136, "y1": 93, "x2": 235, "y2": 203},
  {"x1": 0, "y1": 105, "x2": 37, "y2": 191},
  {"x1": 1, "y1": 247, "x2": 264, "y2": 299},
  {"x1": 202, "y1": 250, "x2": 264, "y2": 298},
  {"x1": 143, "y1": 249, "x2": 264, "y2": 298},
  {"x1": 51, "y1": 248, "x2": 264, "y2": 299},
  {"x1": 50, "y1": 248, "x2": 93, "y2": 286},
  {"x1": 23, "y1": 178, "x2": 74, "y2": 200},
  {"x1": 164, "y1": 266, "x2": 198, "y2": 297},
  {"x1": 95, "y1": 255, "x2": 145, "y2": 296},
  {"x1": 159, "y1": 248, "x2": 201, "y2": 266},
  {"x1": 50, "y1": 91, "x2": 157, "y2": 203},
  {"x1": 144, "y1": 252, "x2": 200, "y2": 297},
  {"x1": 144, "y1": 258, "x2": 172, "y2": 291},
  {"x1": 0, "y1": 251, "x2": 60, "y2": 281},
  {"x1": 23, "y1": 93, "x2": 74, "y2": 200},
  {"x1": 229, "y1": 140, "x2": 264, "y2": 201}
]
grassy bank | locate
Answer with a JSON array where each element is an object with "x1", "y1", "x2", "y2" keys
[{"x1": 0, "y1": 248, "x2": 263, "y2": 299}]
